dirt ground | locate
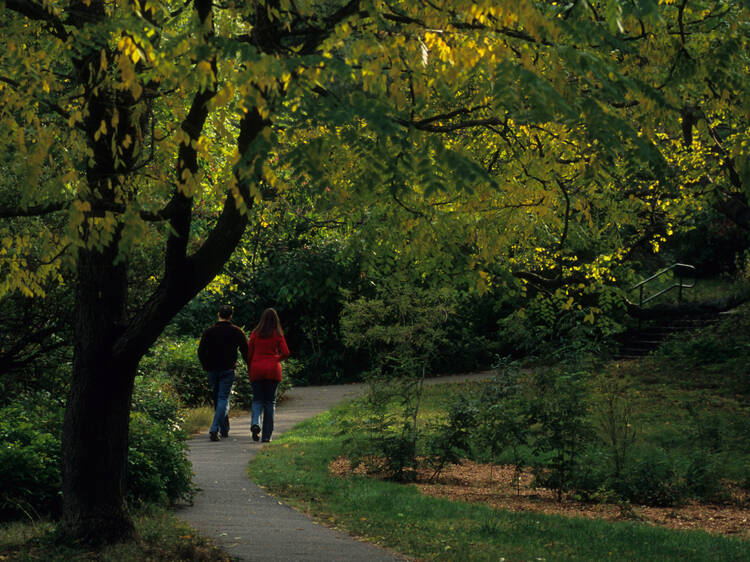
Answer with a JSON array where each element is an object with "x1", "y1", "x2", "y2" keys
[{"x1": 330, "y1": 458, "x2": 750, "y2": 539}]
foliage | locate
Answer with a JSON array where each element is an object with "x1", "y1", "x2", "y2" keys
[
  {"x1": 590, "y1": 373, "x2": 638, "y2": 480},
  {"x1": 527, "y1": 370, "x2": 593, "y2": 499},
  {"x1": 340, "y1": 281, "x2": 455, "y2": 480},
  {"x1": 131, "y1": 374, "x2": 184, "y2": 428},
  {"x1": 138, "y1": 338, "x2": 208, "y2": 408},
  {"x1": 169, "y1": 238, "x2": 369, "y2": 385},
  {"x1": 248, "y1": 408, "x2": 750, "y2": 562},
  {"x1": 423, "y1": 399, "x2": 480, "y2": 481},
  {"x1": 341, "y1": 281, "x2": 456, "y2": 377},
  {"x1": 126, "y1": 412, "x2": 194, "y2": 506},
  {"x1": 0, "y1": 377, "x2": 194, "y2": 521},
  {"x1": 421, "y1": 360, "x2": 747, "y2": 506},
  {"x1": 0, "y1": 395, "x2": 63, "y2": 521},
  {"x1": 497, "y1": 284, "x2": 628, "y2": 357},
  {"x1": 239, "y1": 241, "x2": 369, "y2": 385},
  {"x1": 0, "y1": 289, "x2": 73, "y2": 403},
  {"x1": 661, "y1": 207, "x2": 750, "y2": 277},
  {"x1": 341, "y1": 374, "x2": 426, "y2": 481}
]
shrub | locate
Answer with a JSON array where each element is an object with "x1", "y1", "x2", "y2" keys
[
  {"x1": 424, "y1": 400, "x2": 481, "y2": 480},
  {"x1": 138, "y1": 337, "x2": 209, "y2": 407},
  {"x1": 612, "y1": 446, "x2": 686, "y2": 506},
  {"x1": 340, "y1": 282, "x2": 455, "y2": 480},
  {"x1": 126, "y1": 412, "x2": 194, "y2": 505},
  {"x1": 0, "y1": 377, "x2": 195, "y2": 521},
  {"x1": 496, "y1": 285, "x2": 626, "y2": 358},
  {"x1": 131, "y1": 373, "x2": 183, "y2": 427},
  {"x1": 0, "y1": 396, "x2": 63, "y2": 520},
  {"x1": 682, "y1": 452, "x2": 727, "y2": 502},
  {"x1": 526, "y1": 369, "x2": 595, "y2": 499},
  {"x1": 342, "y1": 372, "x2": 426, "y2": 481}
]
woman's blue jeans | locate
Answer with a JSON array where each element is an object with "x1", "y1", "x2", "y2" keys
[
  {"x1": 208, "y1": 369, "x2": 235, "y2": 435},
  {"x1": 251, "y1": 380, "x2": 279, "y2": 441}
]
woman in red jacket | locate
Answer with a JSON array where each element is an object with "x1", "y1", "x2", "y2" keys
[{"x1": 247, "y1": 308, "x2": 290, "y2": 442}]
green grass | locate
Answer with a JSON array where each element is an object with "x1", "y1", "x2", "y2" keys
[
  {"x1": 248, "y1": 303, "x2": 750, "y2": 560},
  {"x1": 248, "y1": 407, "x2": 750, "y2": 562},
  {"x1": 610, "y1": 302, "x2": 750, "y2": 481},
  {"x1": 181, "y1": 406, "x2": 215, "y2": 435},
  {"x1": 181, "y1": 406, "x2": 250, "y2": 436},
  {"x1": 0, "y1": 506, "x2": 231, "y2": 561}
]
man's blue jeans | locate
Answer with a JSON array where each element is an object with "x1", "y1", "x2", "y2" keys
[
  {"x1": 251, "y1": 380, "x2": 279, "y2": 441},
  {"x1": 208, "y1": 370, "x2": 235, "y2": 436}
]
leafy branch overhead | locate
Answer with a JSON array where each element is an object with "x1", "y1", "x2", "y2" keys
[{"x1": 2, "y1": 1, "x2": 747, "y2": 299}]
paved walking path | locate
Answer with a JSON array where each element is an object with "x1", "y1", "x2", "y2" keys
[{"x1": 176, "y1": 373, "x2": 491, "y2": 561}]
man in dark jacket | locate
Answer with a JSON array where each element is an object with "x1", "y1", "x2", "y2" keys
[{"x1": 198, "y1": 305, "x2": 248, "y2": 441}]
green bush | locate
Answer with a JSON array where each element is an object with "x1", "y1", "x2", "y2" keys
[
  {"x1": 525, "y1": 369, "x2": 595, "y2": 499},
  {"x1": 0, "y1": 376, "x2": 195, "y2": 521},
  {"x1": 126, "y1": 412, "x2": 194, "y2": 505},
  {"x1": 340, "y1": 282, "x2": 455, "y2": 480},
  {"x1": 425, "y1": 365, "x2": 734, "y2": 507},
  {"x1": 611, "y1": 446, "x2": 686, "y2": 506},
  {"x1": 682, "y1": 452, "x2": 727, "y2": 502},
  {"x1": 424, "y1": 400, "x2": 481, "y2": 480},
  {"x1": 138, "y1": 337, "x2": 209, "y2": 407},
  {"x1": 138, "y1": 336, "x2": 296, "y2": 411},
  {"x1": 497, "y1": 285, "x2": 626, "y2": 357},
  {"x1": 0, "y1": 395, "x2": 63, "y2": 520},
  {"x1": 131, "y1": 373, "x2": 183, "y2": 427}
]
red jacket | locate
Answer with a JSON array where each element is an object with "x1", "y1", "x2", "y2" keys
[{"x1": 247, "y1": 331, "x2": 290, "y2": 382}]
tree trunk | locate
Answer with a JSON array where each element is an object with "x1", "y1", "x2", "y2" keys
[{"x1": 61, "y1": 244, "x2": 137, "y2": 544}]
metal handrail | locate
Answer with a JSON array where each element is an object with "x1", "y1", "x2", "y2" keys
[{"x1": 630, "y1": 263, "x2": 696, "y2": 307}]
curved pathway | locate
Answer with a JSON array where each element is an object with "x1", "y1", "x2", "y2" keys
[{"x1": 176, "y1": 373, "x2": 491, "y2": 561}]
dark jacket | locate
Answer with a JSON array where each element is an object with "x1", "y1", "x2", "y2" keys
[{"x1": 198, "y1": 321, "x2": 248, "y2": 372}]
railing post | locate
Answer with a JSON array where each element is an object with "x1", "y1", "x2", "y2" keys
[
  {"x1": 638, "y1": 285, "x2": 644, "y2": 330},
  {"x1": 629, "y1": 263, "x2": 696, "y2": 331}
]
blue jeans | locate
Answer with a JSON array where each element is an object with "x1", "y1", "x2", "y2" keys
[
  {"x1": 208, "y1": 370, "x2": 235, "y2": 435},
  {"x1": 251, "y1": 380, "x2": 279, "y2": 441}
]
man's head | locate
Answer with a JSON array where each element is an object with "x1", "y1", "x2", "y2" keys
[{"x1": 218, "y1": 305, "x2": 233, "y2": 321}]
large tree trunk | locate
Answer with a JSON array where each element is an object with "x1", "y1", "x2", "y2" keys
[{"x1": 61, "y1": 243, "x2": 138, "y2": 544}]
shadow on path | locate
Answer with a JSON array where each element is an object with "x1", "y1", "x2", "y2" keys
[{"x1": 175, "y1": 373, "x2": 491, "y2": 561}]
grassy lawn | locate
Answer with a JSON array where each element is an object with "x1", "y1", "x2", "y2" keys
[
  {"x1": 0, "y1": 506, "x2": 231, "y2": 561},
  {"x1": 247, "y1": 303, "x2": 750, "y2": 561},
  {"x1": 248, "y1": 407, "x2": 749, "y2": 561}
]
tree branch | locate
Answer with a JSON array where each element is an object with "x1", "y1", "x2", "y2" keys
[
  {"x1": 3, "y1": 0, "x2": 69, "y2": 39},
  {"x1": 394, "y1": 115, "x2": 507, "y2": 133}
]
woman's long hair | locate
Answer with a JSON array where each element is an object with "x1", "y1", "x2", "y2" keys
[{"x1": 253, "y1": 308, "x2": 284, "y2": 338}]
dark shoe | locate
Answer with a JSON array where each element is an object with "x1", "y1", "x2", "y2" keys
[
  {"x1": 220, "y1": 431, "x2": 229, "y2": 439},
  {"x1": 210, "y1": 431, "x2": 220, "y2": 442},
  {"x1": 251, "y1": 425, "x2": 260, "y2": 442},
  {"x1": 261, "y1": 438, "x2": 271, "y2": 443}
]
